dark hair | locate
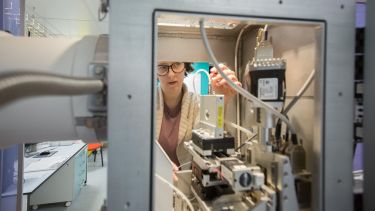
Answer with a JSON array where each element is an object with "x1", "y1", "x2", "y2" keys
[{"x1": 184, "y1": 62, "x2": 194, "y2": 76}]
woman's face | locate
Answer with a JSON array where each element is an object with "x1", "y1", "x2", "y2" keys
[{"x1": 157, "y1": 62, "x2": 185, "y2": 95}]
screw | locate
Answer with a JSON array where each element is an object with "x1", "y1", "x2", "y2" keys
[{"x1": 124, "y1": 202, "x2": 130, "y2": 210}]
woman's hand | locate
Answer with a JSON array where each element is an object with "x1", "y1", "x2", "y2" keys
[{"x1": 210, "y1": 64, "x2": 242, "y2": 104}]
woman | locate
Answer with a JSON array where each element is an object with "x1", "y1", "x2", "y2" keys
[{"x1": 156, "y1": 61, "x2": 241, "y2": 171}]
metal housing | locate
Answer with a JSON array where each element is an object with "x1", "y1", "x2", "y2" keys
[{"x1": 108, "y1": 1, "x2": 355, "y2": 210}]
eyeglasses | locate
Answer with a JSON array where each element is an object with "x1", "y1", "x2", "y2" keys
[{"x1": 157, "y1": 62, "x2": 185, "y2": 76}]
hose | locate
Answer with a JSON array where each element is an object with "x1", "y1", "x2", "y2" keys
[
  {"x1": 0, "y1": 71, "x2": 104, "y2": 107},
  {"x1": 199, "y1": 19, "x2": 296, "y2": 134}
]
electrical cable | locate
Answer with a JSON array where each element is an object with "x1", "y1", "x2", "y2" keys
[
  {"x1": 178, "y1": 161, "x2": 192, "y2": 170},
  {"x1": 283, "y1": 69, "x2": 315, "y2": 114},
  {"x1": 0, "y1": 71, "x2": 104, "y2": 107},
  {"x1": 225, "y1": 121, "x2": 254, "y2": 139},
  {"x1": 275, "y1": 79, "x2": 287, "y2": 147},
  {"x1": 275, "y1": 70, "x2": 315, "y2": 146},
  {"x1": 263, "y1": 25, "x2": 269, "y2": 40},
  {"x1": 235, "y1": 133, "x2": 258, "y2": 151},
  {"x1": 199, "y1": 19, "x2": 296, "y2": 135},
  {"x1": 234, "y1": 24, "x2": 252, "y2": 148},
  {"x1": 155, "y1": 173, "x2": 195, "y2": 211},
  {"x1": 234, "y1": 24, "x2": 252, "y2": 79}
]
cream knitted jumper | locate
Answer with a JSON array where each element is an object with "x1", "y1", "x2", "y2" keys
[{"x1": 156, "y1": 84, "x2": 199, "y2": 168}]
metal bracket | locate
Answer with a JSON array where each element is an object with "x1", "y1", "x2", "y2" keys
[
  {"x1": 98, "y1": 0, "x2": 110, "y2": 21},
  {"x1": 88, "y1": 63, "x2": 107, "y2": 114}
]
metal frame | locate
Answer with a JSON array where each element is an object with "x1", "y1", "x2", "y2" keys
[
  {"x1": 364, "y1": 1, "x2": 374, "y2": 210},
  {"x1": 108, "y1": 1, "x2": 355, "y2": 210},
  {"x1": 17, "y1": 144, "x2": 24, "y2": 211}
]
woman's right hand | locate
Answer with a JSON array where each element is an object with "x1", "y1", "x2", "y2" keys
[{"x1": 210, "y1": 64, "x2": 242, "y2": 104}]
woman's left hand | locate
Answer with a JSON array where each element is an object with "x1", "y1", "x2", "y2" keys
[
  {"x1": 172, "y1": 162, "x2": 179, "y2": 182},
  {"x1": 210, "y1": 64, "x2": 242, "y2": 104}
]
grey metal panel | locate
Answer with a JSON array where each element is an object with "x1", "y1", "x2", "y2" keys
[
  {"x1": 108, "y1": 1, "x2": 355, "y2": 210},
  {"x1": 364, "y1": 1, "x2": 375, "y2": 210},
  {"x1": 107, "y1": 2, "x2": 154, "y2": 211},
  {"x1": 313, "y1": 26, "x2": 325, "y2": 211}
]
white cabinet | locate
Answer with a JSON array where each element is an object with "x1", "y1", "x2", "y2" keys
[{"x1": 24, "y1": 143, "x2": 87, "y2": 210}]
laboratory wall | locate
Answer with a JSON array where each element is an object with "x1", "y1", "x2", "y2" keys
[{"x1": 158, "y1": 37, "x2": 235, "y2": 67}]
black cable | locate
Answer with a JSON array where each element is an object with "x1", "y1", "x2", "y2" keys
[
  {"x1": 275, "y1": 80, "x2": 287, "y2": 142},
  {"x1": 291, "y1": 133, "x2": 298, "y2": 145},
  {"x1": 0, "y1": 71, "x2": 104, "y2": 107},
  {"x1": 235, "y1": 133, "x2": 258, "y2": 151}
]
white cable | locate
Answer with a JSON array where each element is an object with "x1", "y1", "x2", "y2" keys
[
  {"x1": 178, "y1": 161, "x2": 192, "y2": 170},
  {"x1": 199, "y1": 19, "x2": 296, "y2": 134},
  {"x1": 155, "y1": 173, "x2": 195, "y2": 211},
  {"x1": 192, "y1": 69, "x2": 211, "y2": 94},
  {"x1": 234, "y1": 24, "x2": 252, "y2": 82},
  {"x1": 283, "y1": 69, "x2": 315, "y2": 114},
  {"x1": 225, "y1": 121, "x2": 254, "y2": 139}
]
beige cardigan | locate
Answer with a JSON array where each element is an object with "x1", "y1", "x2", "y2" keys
[{"x1": 156, "y1": 84, "x2": 199, "y2": 167}]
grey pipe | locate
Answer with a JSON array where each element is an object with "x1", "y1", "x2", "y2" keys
[{"x1": 0, "y1": 71, "x2": 104, "y2": 107}]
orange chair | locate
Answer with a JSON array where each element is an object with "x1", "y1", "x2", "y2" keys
[{"x1": 87, "y1": 143, "x2": 104, "y2": 166}]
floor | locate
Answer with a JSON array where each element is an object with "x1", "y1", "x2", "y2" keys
[{"x1": 36, "y1": 149, "x2": 107, "y2": 211}]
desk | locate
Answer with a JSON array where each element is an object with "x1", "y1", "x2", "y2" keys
[{"x1": 23, "y1": 141, "x2": 87, "y2": 210}]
